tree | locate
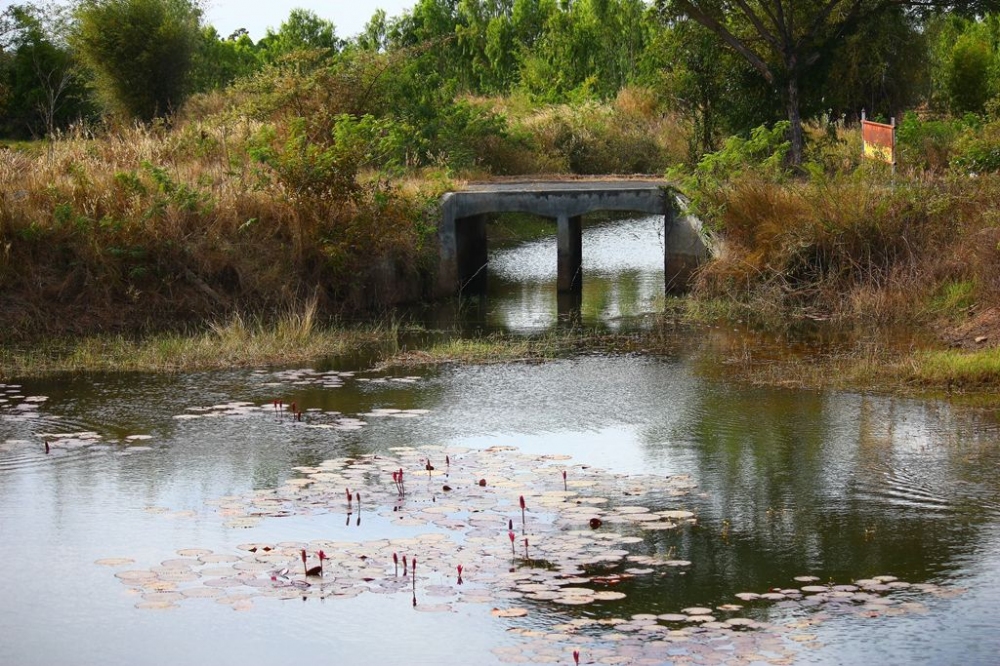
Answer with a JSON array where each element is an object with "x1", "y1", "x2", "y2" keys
[
  {"x1": 73, "y1": 0, "x2": 202, "y2": 122},
  {"x1": 946, "y1": 31, "x2": 993, "y2": 113},
  {"x1": 357, "y1": 9, "x2": 390, "y2": 52},
  {"x1": 660, "y1": 0, "x2": 1000, "y2": 165},
  {"x1": 822, "y1": 8, "x2": 928, "y2": 122},
  {"x1": 0, "y1": 3, "x2": 91, "y2": 138},
  {"x1": 642, "y1": 18, "x2": 773, "y2": 157},
  {"x1": 189, "y1": 26, "x2": 263, "y2": 92},
  {"x1": 258, "y1": 8, "x2": 341, "y2": 62}
]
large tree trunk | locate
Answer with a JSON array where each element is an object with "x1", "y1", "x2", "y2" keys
[{"x1": 786, "y1": 75, "x2": 804, "y2": 167}]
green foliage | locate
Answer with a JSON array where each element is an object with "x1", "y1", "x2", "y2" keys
[
  {"x1": 693, "y1": 122, "x2": 792, "y2": 182},
  {"x1": 258, "y1": 9, "x2": 341, "y2": 62},
  {"x1": 72, "y1": 0, "x2": 202, "y2": 121},
  {"x1": 640, "y1": 17, "x2": 775, "y2": 160},
  {"x1": 896, "y1": 111, "x2": 967, "y2": 170},
  {"x1": 930, "y1": 279, "x2": 976, "y2": 317},
  {"x1": 951, "y1": 118, "x2": 1000, "y2": 173},
  {"x1": 189, "y1": 27, "x2": 263, "y2": 92},
  {"x1": 821, "y1": 8, "x2": 929, "y2": 122},
  {"x1": 0, "y1": 3, "x2": 93, "y2": 138},
  {"x1": 141, "y1": 160, "x2": 210, "y2": 213},
  {"x1": 248, "y1": 118, "x2": 361, "y2": 198},
  {"x1": 946, "y1": 32, "x2": 993, "y2": 114}
]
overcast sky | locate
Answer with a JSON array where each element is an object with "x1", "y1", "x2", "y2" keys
[{"x1": 203, "y1": 0, "x2": 418, "y2": 41}]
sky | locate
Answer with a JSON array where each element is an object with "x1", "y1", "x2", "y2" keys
[{"x1": 203, "y1": 0, "x2": 418, "y2": 41}]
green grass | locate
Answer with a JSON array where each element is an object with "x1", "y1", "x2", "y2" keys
[
  {"x1": 906, "y1": 347, "x2": 1000, "y2": 387},
  {"x1": 377, "y1": 332, "x2": 576, "y2": 369},
  {"x1": 929, "y1": 280, "x2": 976, "y2": 318}
]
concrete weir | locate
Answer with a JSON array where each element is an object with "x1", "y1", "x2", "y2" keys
[{"x1": 437, "y1": 180, "x2": 708, "y2": 296}]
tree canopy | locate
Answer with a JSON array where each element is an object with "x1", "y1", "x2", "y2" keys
[
  {"x1": 660, "y1": 0, "x2": 1000, "y2": 164},
  {"x1": 72, "y1": 0, "x2": 202, "y2": 121}
]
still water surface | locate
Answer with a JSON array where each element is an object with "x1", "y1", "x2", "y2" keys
[{"x1": 2, "y1": 217, "x2": 1000, "y2": 665}]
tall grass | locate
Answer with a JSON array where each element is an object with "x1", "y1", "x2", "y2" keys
[
  {"x1": 377, "y1": 332, "x2": 573, "y2": 369},
  {"x1": 690, "y1": 165, "x2": 1000, "y2": 325},
  {"x1": 906, "y1": 348, "x2": 1000, "y2": 387},
  {"x1": 0, "y1": 119, "x2": 437, "y2": 340},
  {"x1": 0, "y1": 300, "x2": 391, "y2": 378}
]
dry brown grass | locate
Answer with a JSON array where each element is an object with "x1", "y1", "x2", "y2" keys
[
  {"x1": 691, "y1": 168, "x2": 1000, "y2": 325},
  {"x1": 0, "y1": 117, "x2": 437, "y2": 341},
  {"x1": 474, "y1": 89, "x2": 690, "y2": 176}
]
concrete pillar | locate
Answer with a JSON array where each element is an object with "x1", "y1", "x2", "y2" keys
[
  {"x1": 663, "y1": 196, "x2": 707, "y2": 294},
  {"x1": 557, "y1": 214, "x2": 582, "y2": 293},
  {"x1": 456, "y1": 214, "x2": 489, "y2": 295},
  {"x1": 437, "y1": 198, "x2": 459, "y2": 296},
  {"x1": 557, "y1": 291, "x2": 583, "y2": 328}
]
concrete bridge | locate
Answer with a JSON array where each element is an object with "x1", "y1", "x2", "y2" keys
[{"x1": 437, "y1": 180, "x2": 709, "y2": 296}]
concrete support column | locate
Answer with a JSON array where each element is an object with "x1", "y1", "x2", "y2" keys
[
  {"x1": 456, "y1": 214, "x2": 489, "y2": 295},
  {"x1": 557, "y1": 291, "x2": 583, "y2": 328},
  {"x1": 663, "y1": 196, "x2": 704, "y2": 294},
  {"x1": 557, "y1": 214, "x2": 582, "y2": 293},
  {"x1": 437, "y1": 203, "x2": 459, "y2": 296}
]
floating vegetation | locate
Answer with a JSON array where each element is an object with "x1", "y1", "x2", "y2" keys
[
  {"x1": 0, "y1": 385, "x2": 160, "y2": 460},
  {"x1": 172, "y1": 369, "x2": 427, "y2": 430},
  {"x1": 96, "y1": 443, "x2": 958, "y2": 664},
  {"x1": 0, "y1": 385, "x2": 43, "y2": 423}
]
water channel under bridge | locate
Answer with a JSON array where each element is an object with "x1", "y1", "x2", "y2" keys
[{"x1": 437, "y1": 180, "x2": 709, "y2": 300}]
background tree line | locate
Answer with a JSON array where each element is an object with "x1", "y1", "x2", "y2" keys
[{"x1": 2, "y1": 0, "x2": 1000, "y2": 160}]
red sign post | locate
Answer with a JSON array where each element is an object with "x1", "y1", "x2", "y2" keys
[{"x1": 861, "y1": 110, "x2": 896, "y2": 169}]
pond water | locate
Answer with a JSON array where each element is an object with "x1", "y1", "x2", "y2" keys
[{"x1": 2, "y1": 217, "x2": 1000, "y2": 666}]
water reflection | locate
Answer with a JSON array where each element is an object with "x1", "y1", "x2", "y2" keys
[
  {"x1": 452, "y1": 216, "x2": 666, "y2": 332},
  {"x1": 3, "y1": 353, "x2": 1000, "y2": 663}
]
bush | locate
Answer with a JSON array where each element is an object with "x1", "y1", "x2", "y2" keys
[
  {"x1": 951, "y1": 119, "x2": 1000, "y2": 173},
  {"x1": 513, "y1": 101, "x2": 684, "y2": 175},
  {"x1": 896, "y1": 111, "x2": 964, "y2": 170}
]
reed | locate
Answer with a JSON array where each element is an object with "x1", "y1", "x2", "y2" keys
[{"x1": 0, "y1": 310, "x2": 390, "y2": 379}]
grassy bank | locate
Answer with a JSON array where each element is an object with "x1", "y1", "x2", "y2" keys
[
  {"x1": 0, "y1": 124, "x2": 444, "y2": 340},
  {"x1": 0, "y1": 305, "x2": 392, "y2": 379},
  {"x1": 6, "y1": 85, "x2": 1000, "y2": 396}
]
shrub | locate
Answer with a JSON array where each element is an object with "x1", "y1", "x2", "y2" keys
[
  {"x1": 951, "y1": 119, "x2": 1000, "y2": 173},
  {"x1": 896, "y1": 111, "x2": 964, "y2": 171}
]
